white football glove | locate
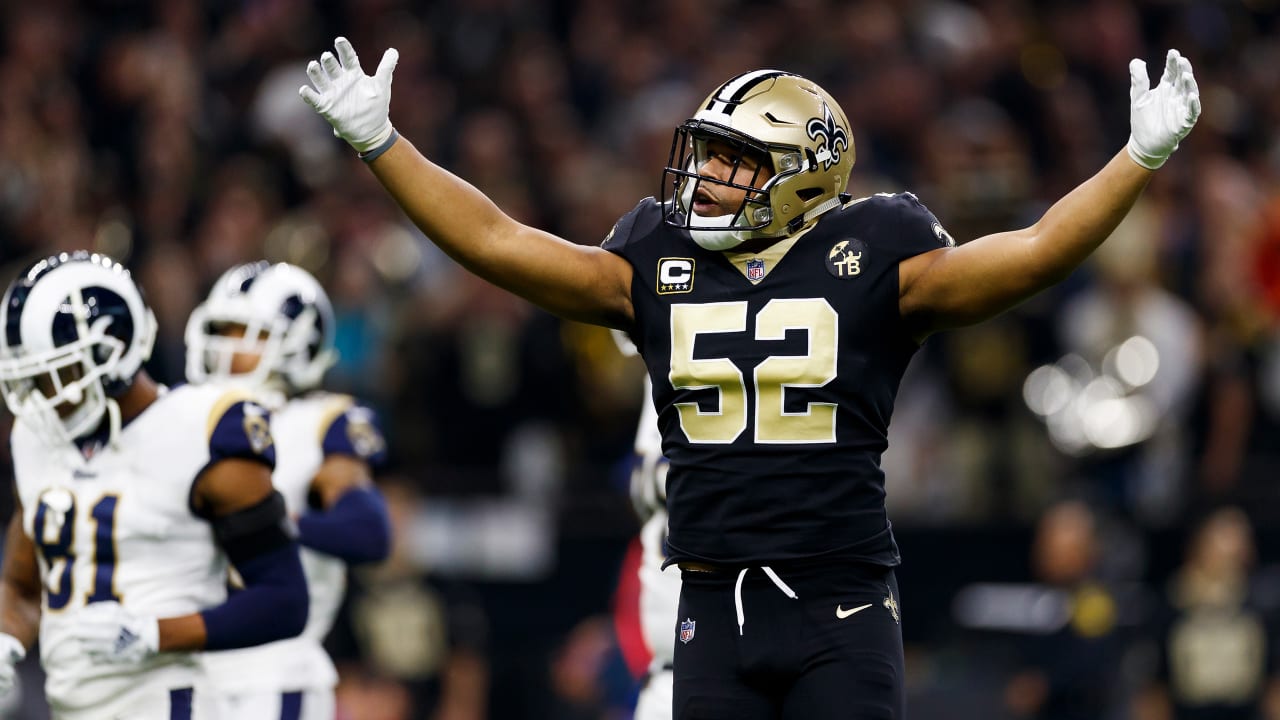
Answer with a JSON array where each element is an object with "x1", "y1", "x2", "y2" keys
[
  {"x1": 71, "y1": 602, "x2": 159, "y2": 665},
  {"x1": 299, "y1": 37, "x2": 400, "y2": 153},
  {"x1": 0, "y1": 633, "x2": 25, "y2": 697},
  {"x1": 1127, "y1": 49, "x2": 1201, "y2": 170}
]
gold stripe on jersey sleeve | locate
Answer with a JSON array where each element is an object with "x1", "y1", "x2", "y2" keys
[
  {"x1": 205, "y1": 388, "x2": 256, "y2": 442},
  {"x1": 315, "y1": 394, "x2": 356, "y2": 444}
]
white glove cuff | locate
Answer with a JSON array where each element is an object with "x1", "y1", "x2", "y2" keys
[
  {"x1": 352, "y1": 121, "x2": 396, "y2": 154},
  {"x1": 140, "y1": 617, "x2": 160, "y2": 654},
  {"x1": 1127, "y1": 134, "x2": 1170, "y2": 170}
]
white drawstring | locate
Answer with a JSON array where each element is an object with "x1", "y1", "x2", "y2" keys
[
  {"x1": 762, "y1": 567, "x2": 798, "y2": 598},
  {"x1": 734, "y1": 569, "x2": 747, "y2": 635},
  {"x1": 735, "y1": 566, "x2": 799, "y2": 635}
]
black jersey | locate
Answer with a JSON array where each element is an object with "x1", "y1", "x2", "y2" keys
[{"x1": 603, "y1": 192, "x2": 950, "y2": 567}]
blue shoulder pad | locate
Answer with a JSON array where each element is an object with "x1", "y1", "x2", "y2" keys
[
  {"x1": 208, "y1": 398, "x2": 276, "y2": 468},
  {"x1": 321, "y1": 404, "x2": 388, "y2": 468}
]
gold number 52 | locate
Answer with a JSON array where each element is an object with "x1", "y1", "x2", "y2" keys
[{"x1": 669, "y1": 298, "x2": 838, "y2": 444}]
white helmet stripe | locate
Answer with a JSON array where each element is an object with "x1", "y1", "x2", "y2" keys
[{"x1": 21, "y1": 263, "x2": 134, "y2": 353}]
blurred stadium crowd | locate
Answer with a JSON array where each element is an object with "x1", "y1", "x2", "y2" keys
[{"x1": 1, "y1": 0, "x2": 1279, "y2": 718}]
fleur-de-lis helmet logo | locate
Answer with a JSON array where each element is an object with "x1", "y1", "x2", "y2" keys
[{"x1": 806, "y1": 103, "x2": 849, "y2": 170}]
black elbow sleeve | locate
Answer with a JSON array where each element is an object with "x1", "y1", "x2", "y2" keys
[{"x1": 210, "y1": 491, "x2": 295, "y2": 566}]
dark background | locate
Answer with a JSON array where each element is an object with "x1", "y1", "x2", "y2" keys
[{"x1": 1, "y1": 1, "x2": 1279, "y2": 718}]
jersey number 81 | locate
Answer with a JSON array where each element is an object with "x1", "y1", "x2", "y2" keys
[{"x1": 33, "y1": 490, "x2": 121, "y2": 611}]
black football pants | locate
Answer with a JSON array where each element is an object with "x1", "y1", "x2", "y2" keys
[{"x1": 673, "y1": 561, "x2": 903, "y2": 720}]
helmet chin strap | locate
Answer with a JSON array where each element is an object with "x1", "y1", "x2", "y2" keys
[
  {"x1": 690, "y1": 196, "x2": 843, "y2": 251},
  {"x1": 681, "y1": 165, "x2": 846, "y2": 251},
  {"x1": 59, "y1": 379, "x2": 107, "y2": 442},
  {"x1": 689, "y1": 211, "x2": 750, "y2": 251},
  {"x1": 788, "y1": 196, "x2": 843, "y2": 233},
  {"x1": 61, "y1": 399, "x2": 98, "y2": 435},
  {"x1": 105, "y1": 397, "x2": 121, "y2": 448},
  {"x1": 804, "y1": 196, "x2": 843, "y2": 222}
]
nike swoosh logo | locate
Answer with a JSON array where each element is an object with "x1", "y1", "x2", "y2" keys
[{"x1": 836, "y1": 603, "x2": 873, "y2": 619}]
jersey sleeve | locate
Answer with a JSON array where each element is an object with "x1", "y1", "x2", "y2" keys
[
  {"x1": 600, "y1": 197, "x2": 664, "y2": 258},
  {"x1": 838, "y1": 192, "x2": 952, "y2": 268},
  {"x1": 320, "y1": 400, "x2": 389, "y2": 468},
  {"x1": 892, "y1": 192, "x2": 955, "y2": 259},
  {"x1": 207, "y1": 395, "x2": 276, "y2": 468}
]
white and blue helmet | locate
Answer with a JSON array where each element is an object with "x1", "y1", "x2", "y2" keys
[
  {"x1": 185, "y1": 261, "x2": 337, "y2": 393},
  {"x1": 0, "y1": 251, "x2": 157, "y2": 444}
]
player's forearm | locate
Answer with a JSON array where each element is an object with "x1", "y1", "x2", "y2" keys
[
  {"x1": 135, "y1": 542, "x2": 307, "y2": 654},
  {"x1": 297, "y1": 485, "x2": 391, "y2": 564},
  {"x1": 160, "y1": 543, "x2": 309, "y2": 652},
  {"x1": 156, "y1": 614, "x2": 206, "y2": 652},
  {"x1": 0, "y1": 584, "x2": 40, "y2": 650},
  {"x1": 0, "y1": 515, "x2": 42, "y2": 649},
  {"x1": 199, "y1": 543, "x2": 309, "y2": 650},
  {"x1": 301, "y1": 37, "x2": 633, "y2": 326},
  {"x1": 1021, "y1": 149, "x2": 1152, "y2": 285},
  {"x1": 368, "y1": 137, "x2": 519, "y2": 269},
  {"x1": 197, "y1": 483, "x2": 309, "y2": 650},
  {"x1": 367, "y1": 139, "x2": 630, "y2": 326},
  {"x1": 908, "y1": 149, "x2": 1153, "y2": 334},
  {"x1": 1016, "y1": 47, "x2": 1198, "y2": 290}
]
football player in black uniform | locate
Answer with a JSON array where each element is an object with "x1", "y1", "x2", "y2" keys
[{"x1": 300, "y1": 38, "x2": 1200, "y2": 720}]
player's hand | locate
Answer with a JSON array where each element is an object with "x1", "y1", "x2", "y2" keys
[
  {"x1": 1127, "y1": 49, "x2": 1201, "y2": 170},
  {"x1": 299, "y1": 37, "x2": 399, "y2": 154},
  {"x1": 71, "y1": 602, "x2": 159, "y2": 664},
  {"x1": 0, "y1": 633, "x2": 25, "y2": 697}
]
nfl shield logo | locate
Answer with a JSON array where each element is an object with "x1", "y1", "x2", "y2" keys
[
  {"x1": 746, "y1": 258, "x2": 765, "y2": 282},
  {"x1": 679, "y1": 618, "x2": 696, "y2": 644}
]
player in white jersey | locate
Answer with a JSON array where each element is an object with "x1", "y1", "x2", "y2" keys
[
  {"x1": 0, "y1": 251, "x2": 309, "y2": 719},
  {"x1": 615, "y1": 332, "x2": 679, "y2": 720},
  {"x1": 185, "y1": 261, "x2": 391, "y2": 720}
]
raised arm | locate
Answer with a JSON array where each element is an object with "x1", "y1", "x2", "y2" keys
[
  {"x1": 300, "y1": 38, "x2": 634, "y2": 329},
  {"x1": 900, "y1": 50, "x2": 1200, "y2": 340}
]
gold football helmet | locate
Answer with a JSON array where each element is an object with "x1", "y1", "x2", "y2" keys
[{"x1": 662, "y1": 70, "x2": 855, "y2": 250}]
